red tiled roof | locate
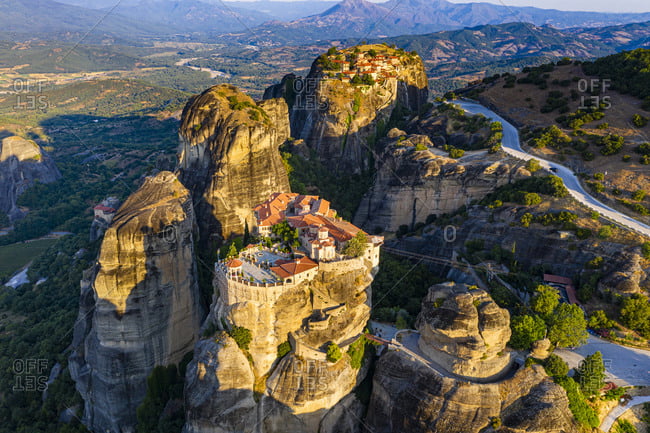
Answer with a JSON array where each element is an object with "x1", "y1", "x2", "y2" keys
[
  {"x1": 226, "y1": 259, "x2": 243, "y2": 268},
  {"x1": 254, "y1": 192, "x2": 298, "y2": 226},
  {"x1": 544, "y1": 274, "x2": 572, "y2": 285},
  {"x1": 271, "y1": 256, "x2": 318, "y2": 279}
]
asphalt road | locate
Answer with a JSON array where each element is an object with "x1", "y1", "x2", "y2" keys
[
  {"x1": 555, "y1": 336, "x2": 650, "y2": 387},
  {"x1": 456, "y1": 100, "x2": 650, "y2": 238},
  {"x1": 600, "y1": 396, "x2": 650, "y2": 432}
]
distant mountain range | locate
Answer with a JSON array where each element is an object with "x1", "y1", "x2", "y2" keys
[
  {"x1": 2, "y1": 0, "x2": 649, "y2": 42},
  {"x1": 220, "y1": 0, "x2": 650, "y2": 44}
]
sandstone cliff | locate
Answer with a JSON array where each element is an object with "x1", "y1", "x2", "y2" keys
[
  {"x1": 365, "y1": 352, "x2": 579, "y2": 433},
  {"x1": 183, "y1": 256, "x2": 374, "y2": 433},
  {"x1": 178, "y1": 84, "x2": 291, "y2": 242},
  {"x1": 264, "y1": 45, "x2": 428, "y2": 173},
  {"x1": 70, "y1": 171, "x2": 202, "y2": 433},
  {"x1": 354, "y1": 134, "x2": 528, "y2": 232},
  {"x1": 0, "y1": 135, "x2": 60, "y2": 220},
  {"x1": 365, "y1": 284, "x2": 580, "y2": 433}
]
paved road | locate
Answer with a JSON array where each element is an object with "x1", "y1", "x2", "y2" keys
[
  {"x1": 600, "y1": 396, "x2": 650, "y2": 432},
  {"x1": 555, "y1": 336, "x2": 650, "y2": 387},
  {"x1": 456, "y1": 100, "x2": 650, "y2": 238}
]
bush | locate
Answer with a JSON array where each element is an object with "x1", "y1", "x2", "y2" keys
[
  {"x1": 228, "y1": 326, "x2": 252, "y2": 351},
  {"x1": 343, "y1": 231, "x2": 368, "y2": 257},
  {"x1": 448, "y1": 147, "x2": 465, "y2": 158},
  {"x1": 347, "y1": 335, "x2": 369, "y2": 369},
  {"x1": 544, "y1": 354, "x2": 569, "y2": 377},
  {"x1": 588, "y1": 310, "x2": 615, "y2": 330},
  {"x1": 632, "y1": 114, "x2": 648, "y2": 128},
  {"x1": 632, "y1": 189, "x2": 647, "y2": 201},
  {"x1": 597, "y1": 226, "x2": 613, "y2": 239},
  {"x1": 586, "y1": 256, "x2": 604, "y2": 269},
  {"x1": 415, "y1": 143, "x2": 427, "y2": 151},
  {"x1": 522, "y1": 192, "x2": 542, "y2": 206},
  {"x1": 593, "y1": 172, "x2": 605, "y2": 181},
  {"x1": 526, "y1": 159, "x2": 542, "y2": 173},
  {"x1": 277, "y1": 341, "x2": 291, "y2": 358},
  {"x1": 326, "y1": 342, "x2": 343, "y2": 363}
]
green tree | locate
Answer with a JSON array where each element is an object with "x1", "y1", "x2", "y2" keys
[
  {"x1": 228, "y1": 326, "x2": 252, "y2": 351},
  {"x1": 548, "y1": 303, "x2": 588, "y2": 348},
  {"x1": 588, "y1": 310, "x2": 615, "y2": 330},
  {"x1": 343, "y1": 231, "x2": 368, "y2": 257},
  {"x1": 632, "y1": 114, "x2": 648, "y2": 128},
  {"x1": 226, "y1": 243, "x2": 238, "y2": 259},
  {"x1": 449, "y1": 147, "x2": 465, "y2": 158},
  {"x1": 327, "y1": 342, "x2": 343, "y2": 363},
  {"x1": 620, "y1": 294, "x2": 650, "y2": 337},
  {"x1": 0, "y1": 211, "x2": 9, "y2": 227},
  {"x1": 522, "y1": 192, "x2": 542, "y2": 206},
  {"x1": 544, "y1": 353, "x2": 569, "y2": 377},
  {"x1": 576, "y1": 351, "x2": 605, "y2": 397},
  {"x1": 509, "y1": 314, "x2": 546, "y2": 350},
  {"x1": 632, "y1": 189, "x2": 647, "y2": 201},
  {"x1": 598, "y1": 225, "x2": 613, "y2": 239},
  {"x1": 525, "y1": 159, "x2": 542, "y2": 173},
  {"x1": 531, "y1": 284, "x2": 560, "y2": 318},
  {"x1": 642, "y1": 242, "x2": 650, "y2": 259},
  {"x1": 520, "y1": 212, "x2": 533, "y2": 227}
]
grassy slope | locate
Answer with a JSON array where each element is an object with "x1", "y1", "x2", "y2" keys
[{"x1": 0, "y1": 239, "x2": 57, "y2": 275}]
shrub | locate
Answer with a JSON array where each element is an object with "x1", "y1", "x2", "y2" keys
[
  {"x1": 544, "y1": 354, "x2": 569, "y2": 377},
  {"x1": 525, "y1": 159, "x2": 542, "y2": 173},
  {"x1": 587, "y1": 181, "x2": 605, "y2": 193},
  {"x1": 522, "y1": 192, "x2": 542, "y2": 206},
  {"x1": 277, "y1": 341, "x2": 291, "y2": 358},
  {"x1": 448, "y1": 147, "x2": 465, "y2": 158},
  {"x1": 228, "y1": 326, "x2": 252, "y2": 351},
  {"x1": 586, "y1": 256, "x2": 604, "y2": 269},
  {"x1": 343, "y1": 231, "x2": 368, "y2": 257},
  {"x1": 520, "y1": 212, "x2": 533, "y2": 227},
  {"x1": 632, "y1": 114, "x2": 648, "y2": 128},
  {"x1": 642, "y1": 242, "x2": 650, "y2": 259},
  {"x1": 588, "y1": 310, "x2": 615, "y2": 330},
  {"x1": 414, "y1": 143, "x2": 427, "y2": 151},
  {"x1": 593, "y1": 172, "x2": 605, "y2": 181},
  {"x1": 326, "y1": 343, "x2": 343, "y2": 363},
  {"x1": 347, "y1": 336, "x2": 368, "y2": 369},
  {"x1": 632, "y1": 190, "x2": 647, "y2": 201},
  {"x1": 597, "y1": 226, "x2": 613, "y2": 239}
]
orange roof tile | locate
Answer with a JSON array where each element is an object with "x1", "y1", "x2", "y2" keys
[
  {"x1": 271, "y1": 256, "x2": 318, "y2": 279},
  {"x1": 226, "y1": 259, "x2": 243, "y2": 268}
]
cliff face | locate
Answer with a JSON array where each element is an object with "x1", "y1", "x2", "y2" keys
[
  {"x1": 354, "y1": 134, "x2": 528, "y2": 231},
  {"x1": 178, "y1": 84, "x2": 291, "y2": 242},
  {"x1": 365, "y1": 353, "x2": 579, "y2": 433},
  {"x1": 69, "y1": 171, "x2": 202, "y2": 433},
  {"x1": 365, "y1": 284, "x2": 579, "y2": 433},
  {"x1": 264, "y1": 45, "x2": 428, "y2": 173},
  {"x1": 183, "y1": 257, "x2": 374, "y2": 433},
  {"x1": 0, "y1": 136, "x2": 60, "y2": 220}
]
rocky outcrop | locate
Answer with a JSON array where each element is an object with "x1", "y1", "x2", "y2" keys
[
  {"x1": 598, "y1": 251, "x2": 648, "y2": 295},
  {"x1": 416, "y1": 283, "x2": 512, "y2": 380},
  {"x1": 69, "y1": 171, "x2": 202, "y2": 433},
  {"x1": 265, "y1": 45, "x2": 428, "y2": 173},
  {"x1": 365, "y1": 285, "x2": 579, "y2": 433},
  {"x1": 183, "y1": 257, "x2": 374, "y2": 433},
  {"x1": 354, "y1": 135, "x2": 528, "y2": 232},
  {"x1": 178, "y1": 84, "x2": 291, "y2": 242},
  {"x1": 365, "y1": 352, "x2": 580, "y2": 433},
  {"x1": 0, "y1": 136, "x2": 60, "y2": 220}
]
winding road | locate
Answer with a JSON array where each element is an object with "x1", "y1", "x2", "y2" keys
[
  {"x1": 456, "y1": 100, "x2": 650, "y2": 238},
  {"x1": 600, "y1": 396, "x2": 650, "y2": 432}
]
